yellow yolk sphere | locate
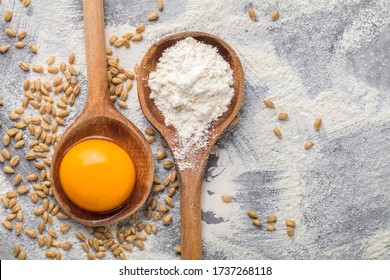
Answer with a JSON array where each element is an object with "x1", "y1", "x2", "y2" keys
[{"x1": 59, "y1": 139, "x2": 136, "y2": 212}]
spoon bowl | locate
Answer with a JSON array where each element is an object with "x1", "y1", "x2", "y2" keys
[
  {"x1": 51, "y1": 111, "x2": 154, "y2": 226},
  {"x1": 51, "y1": 0, "x2": 154, "y2": 226},
  {"x1": 138, "y1": 32, "x2": 243, "y2": 141},
  {"x1": 138, "y1": 32, "x2": 244, "y2": 259}
]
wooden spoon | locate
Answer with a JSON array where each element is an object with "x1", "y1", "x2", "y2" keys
[
  {"x1": 50, "y1": 0, "x2": 154, "y2": 226},
  {"x1": 137, "y1": 32, "x2": 244, "y2": 259}
]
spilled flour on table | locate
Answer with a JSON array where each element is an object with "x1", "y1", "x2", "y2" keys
[{"x1": 1, "y1": 0, "x2": 390, "y2": 259}]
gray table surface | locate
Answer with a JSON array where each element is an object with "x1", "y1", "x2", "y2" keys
[{"x1": 1, "y1": 0, "x2": 390, "y2": 260}]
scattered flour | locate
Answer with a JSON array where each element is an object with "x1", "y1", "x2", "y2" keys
[
  {"x1": 148, "y1": 37, "x2": 234, "y2": 167},
  {"x1": 336, "y1": 1, "x2": 390, "y2": 55},
  {"x1": 364, "y1": 232, "x2": 390, "y2": 259}
]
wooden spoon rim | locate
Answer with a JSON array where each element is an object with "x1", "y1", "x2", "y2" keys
[
  {"x1": 137, "y1": 31, "x2": 244, "y2": 153},
  {"x1": 51, "y1": 115, "x2": 154, "y2": 226}
]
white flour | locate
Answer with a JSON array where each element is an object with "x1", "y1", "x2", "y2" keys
[
  {"x1": 149, "y1": 37, "x2": 234, "y2": 166},
  {"x1": 336, "y1": 1, "x2": 390, "y2": 55},
  {"x1": 1, "y1": 0, "x2": 390, "y2": 260}
]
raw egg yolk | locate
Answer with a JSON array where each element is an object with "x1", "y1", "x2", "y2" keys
[{"x1": 59, "y1": 139, "x2": 136, "y2": 212}]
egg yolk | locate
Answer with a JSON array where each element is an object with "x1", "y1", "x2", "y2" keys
[{"x1": 59, "y1": 139, "x2": 136, "y2": 212}]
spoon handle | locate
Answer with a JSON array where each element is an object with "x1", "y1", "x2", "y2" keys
[
  {"x1": 83, "y1": 0, "x2": 110, "y2": 110},
  {"x1": 179, "y1": 164, "x2": 206, "y2": 260}
]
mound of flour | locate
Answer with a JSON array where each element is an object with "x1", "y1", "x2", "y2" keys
[{"x1": 148, "y1": 37, "x2": 234, "y2": 165}]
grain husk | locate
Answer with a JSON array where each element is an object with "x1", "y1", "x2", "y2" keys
[
  {"x1": 3, "y1": 166, "x2": 15, "y2": 174},
  {"x1": 146, "y1": 135, "x2": 155, "y2": 144},
  {"x1": 60, "y1": 223, "x2": 71, "y2": 233},
  {"x1": 145, "y1": 127, "x2": 155, "y2": 136},
  {"x1": 221, "y1": 194, "x2": 232, "y2": 203},
  {"x1": 18, "y1": 250, "x2": 26, "y2": 260},
  {"x1": 162, "y1": 214, "x2": 172, "y2": 225},
  {"x1": 131, "y1": 33, "x2": 143, "y2": 42},
  {"x1": 22, "y1": 0, "x2": 31, "y2": 7},
  {"x1": 266, "y1": 224, "x2": 276, "y2": 231},
  {"x1": 69, "y1": 53, "x2": 76, "y2": 65},
  {"x1": 157, "y1": 0, "x2": 164, "y2": 11},
  {"x1": 122, "y1": 32, "x2": 133, "y2": 41},
  {"x1": 114, "y1": 39, "x2": 124, "y2": 47},
  {"x1": 118, "y1": 100, "x2": 128, "y2": 109},
  {"x1": 10, "y1": 156, "x2": 20, "y2": 167},
  {"x1": 148, "y1": 11, "x2": 159, "y2": 21},
  {"x1": 26, "y1": 173, "x2": 38, "y2": 182},
  {"x1": 3, "y1": 220, "x2": 13, "y2": 230},
  {"x1": 278, "y1": 112, "x2": 288, "y2": 120},
  {"x1": 247, "y1": 210, "x2": 258, "y2": 219},
  {"x1": 32, "y1": 65, "x2": 44, "y2": 73},
  {"x1": 25, "y1": 229, "x2": 37, "y2": 238},
  {"x1": 4, "y1": 10, "x2": 13, "y2": 22},
  {"x1": 48, "y1": 66, "x2": 59, "y2": 74},
  {"x1": 0, "y1": 44, "x2": 10, "y2": 54},
  {"x1": 287, "y1": 226, "x2": 295, "y2": 237},
  {"x1": 46, "y1": 250, "x2": 57, "y2": 258},
  {"x1": 248, "y1": 7, "x2": 256, "y2": 21},
  {"x1": 16, "y1": 30, "x2": 27, "y2": 39},
  {"x1": 76, "y1": 231, "x2": 86, "y2": 242},
  {"x1": 134, "y1": 240, "x2": 144, "y2": 250},
  {"x1": 15, "y1": 222, "x2": 23, "y2": 235},
  {"x1": 174, "y1": 245, "x2": 181, "y2": 253},
  {"x1": 266, "y1": 215, "x2": 277, "y2": 223},
  {"x1": 29, "y1": 44, "x2": 38, "y2": 54},
  {"x1": 19, "y1": 61, "x2": 30, "y2": 71},
  {"x1": 273, "y1": 128, "x2": 282, "y2": 138},
  {"x1": 5, "y1": 28, "x2": 16, "y2": 37},
  {"x1": 264, "y1": 99, "x2": 275, "y2": 108},
  {"x1": 162, "y1": 159, "x2": 174, "y2": 169},
  {"x1": 304, "y1": 140, "x2": 314, "y2": 150},
  {"x1": 164, "y1": 196, "x2": 174, "y2": 207},
  {"x1": 271, "y1": 11, "x2": 280, "y2": 21},
  {"x1": 109, "y1": 35, "x2": 118, "y2": 45},
  {"x1": 17, "y1": 185, "x2": 29, "y2": 195},
  {"x1": 314, "y1": 118, "x2": 323, "y2": 130},
  {"x1": 285, "y1": 219, "x2": 296, "y2": 228},
  {"x1": 13, "y1": 244, "x2": 20, "y2": 257}
]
